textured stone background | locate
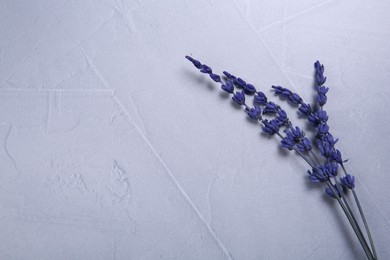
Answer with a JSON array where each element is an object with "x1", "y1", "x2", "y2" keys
[{"x1": 0, "y1": 0, "x2": 389, "y2": 259}]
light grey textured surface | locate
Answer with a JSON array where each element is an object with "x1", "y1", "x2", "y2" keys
[{"x1": 0, "y1": 0, "x2": 389, "y2": 259}]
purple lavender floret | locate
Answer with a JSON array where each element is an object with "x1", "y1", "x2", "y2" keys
[
  {"x1": 200, "y1": 64, "x2": 212, "y2": 74},
  {"x1": 308, "y1": 166, "x2": 328, "y2": 183},
  {"x1": 314, "y1": 60, "x2": 326, "y2": 85},
  {"x1": 296, "y1": 137, "x2": 312, "y2": 152},
  {"x1": 325, "y1": 161, "x2": 338, "y2": 177},
  {"x1": 289, "y1": 93, "x2": 302, "y2": 104},
  {"x1": 234, "y1": 78, "x2": 246, "y2": 88},
  {"x1": 286, "y1": 127, "x2": 305, "y2": 142},
  {"x1": 223, "y1": 71, "x2": 236, "y2": 80},
  {"x1": 316, "y1": 72, "x2": 327, "y2": 86},
  {"x1": 275, "y1": 109, "x2": 288, "y2": 126},
  {"x1": 221, "y1": 80, "x2": 234, "y2": 93},
  {"x1": 322, "y1": 133, "x2": 338, "y2": 147},
  {"x1": 271, "y1": 85, "x2": 302, "y2": 105},
  {"x1": 317, "y1": 93, "x2": 327, "y2": 106},
  {"x1": 309, "y1": 110, "x2": 329, "y2": 127},
  {"x1": 340, "y1": 174, "x2": 355, "y2": 189},
  {"x1": 317, "y1": 86, "x2": 329, "y2": 95},
  {"x1": 247, "y1": 106, "x2": 262, "y2": 120},
  {"x1": 299, "y1": 103, "x2": 312, "y2": 115},
  {"x1": 331, "y1": 149, "x2": 343, "y2": 164},
  {"x1": 272, "y1": 85, "x2": 286, "y2": 95},
  {"x1": 317, "y1": 123, "x2": 330, "y2": 135},
  {"x1": 281, "y1": 137, "x2": 294, "y2": 150},
  {"x1": 185, "y1": 55, "x2": 202, "y2": 69},
  {"x1": 254, "y1": 92, "x2": 268, "y2": 105},
  {"x1": 263, "y1": 101, "x2": 279, "y2": 114},
  {"x1": 317, "y1": 139, "x2": 333, "y2": 158},
  {"x1": 317, "y1": 110, "x2": 329, "y2": 122},
  {"x1": 244, "y1": 84, "x2": 256, "y2": 95},
  {"x1": 210, "y1": 73, "x2": 221, "y2": 82},
  {"x1": 232, "y1": 91, "x2": 246, "y2": 105},
  {"x1": 262, "y1": 119, "x2": 280, "y2": 135},
  {"x1": 281, "y1": 126, "x2": 312, "y2": 152},
  {"x1": 325, "y1": 184, "x2": 342, "y2": 199}
]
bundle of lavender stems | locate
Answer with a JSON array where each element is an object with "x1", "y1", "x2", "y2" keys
[{"x1": 185, "y1": 55, "x2": 377, "y2": 259}]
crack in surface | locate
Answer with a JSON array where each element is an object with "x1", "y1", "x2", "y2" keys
[
  {"x1": 258, "y1": 0, "x2": 336, "y2": 32},
  {"x1": 0, "y1": 15, "x2": 56, "y2": 89},
  {"x1": 232, "y1": 0, "x2": 298, "y2": 92},
  {"x1": 4, "y1": 125, "x2": 21, "y2": 175}
]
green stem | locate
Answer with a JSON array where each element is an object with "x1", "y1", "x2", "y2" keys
[
  {"x1": 310, "y1": 150, "x2": 321, "y2": 165},
  {"x1": 331, "y1": 176, "x2": 367, "y2": 252},
  {"x1": 341, "y1": 165, "x2": 377, "y2": 260},
  {"x1": 326, "y1": 182, "x2": 374, "y2": 260},
  {"x1": 351, "y1": 189, "x2": 378, "y2": 259}
]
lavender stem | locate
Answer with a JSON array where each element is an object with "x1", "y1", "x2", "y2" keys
[{"x1": 341, "y1": 165, "x2": 378, "y2": 260}]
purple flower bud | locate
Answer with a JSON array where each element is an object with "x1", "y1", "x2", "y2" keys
[
  {"x1": 185, "y1": 56, "x2": 202, "y2": 69},
  {"x1": 284, "y1": 127, "x2": 308, "y2": 151},
  {"x1": 281, "y1": 90, "x2": 292, "y2": 99},
  {"x1": 232, "y1": 91, "x2": 245, "y2": 105},
  {"x1": 291, "y1": 126, "x2": 305, "y2": 140},
  {"x1": 308, "y1": 174, "x2": 321, "y2": 183},
  {"x1": 331, "y1": 149, "x2": 343, "y2": 164},
  {"x1": 254, "y1": 92, "x2": 268, "y2": 105},
  {"x1": 325, "y1": 185, "x2": 341, "y2": 199},
  {"x1": 314, "y1": 61, "x2": 324, "y2": 74},
  {"x1": 299, "y1": 103, "x2": 312, "y2": 116},
  {"x1": 244, "y1": 84, "x2": 256, "y2": 95},
  {"x1": 325, "y1": 162, "x2": 338, "y2": 177},
  {"x1": 223, "y1": 71, "x2": 236, "y2": 80},
  {"x1": 289, "y1": 93, "x2": 302, "y2": 104},
  {"x1": 209, "y1": 73, "x2": 221, "y2": 82},
  {"x1": 281, "y1": 137, "x2": 294, "y2": 150},
  {"x1": 262, "y1": 119, "x2": 280, "y2": 135},
  {"x1": 316, "y1": 74, "x2": 327, "y2": 85},
  {"x1": 340, "y1": 174, "x2": 355, "y2": 189},
  {"x1": 308, "y1": 166, "x2": 328, "y2": 182},
  {"x1": 317, "y1": 139, "x2": 333, "y2": 158},
  {"x1": 275, "y1": 109, "x2": 288, "y2": 126},
  {"x1": 221, "y1": 80, "x2": 234, "y2": 93},
  {"x1": 297, "y1": 137, "x2": 312, "y2": 152},
  {"x1": 247, "y1": 106, "x2": 262, "y2": 120},
  {"x1": 234, "y1": 78, "x2": 246, "y2": 88},
  {"x1": 272, "y1": 85, "x2": 285, "y2": 95},
  {"x1": 317, "y1": 93, "x2": 327, "y2": 106},
  {"x1": 317, "y1": 123, "x2": 329, "y2": 134},
  {"x1": 308, "y1": 113, "x2": 320, "y2": 127},
  {"x1": 263, "y1": 102, "x2": 279, "y2": 114},
  {"x1": 200, "y1": 64, "x2": 212, "y2": 74},
  {"x1": 309, "y1": 111, "x2": 328, "y2": 127},
  {"x1": 317, "y1": 86, "x2": 329, "y2": 95},
  {"x1": 317, "y1": 110, "x2": 328, "y2": 123},
  {"x1": 323, "y1": 133, "x2": 338, "y2": 146}
]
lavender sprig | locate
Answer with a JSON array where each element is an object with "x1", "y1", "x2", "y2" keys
[{"x1": 185, "y1": 55, "x2": 377, "y2": 259}]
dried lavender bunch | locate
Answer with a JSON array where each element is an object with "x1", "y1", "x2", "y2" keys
[{"x1": 185, "y1": 56, "x2": 377, "y2": 260}]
